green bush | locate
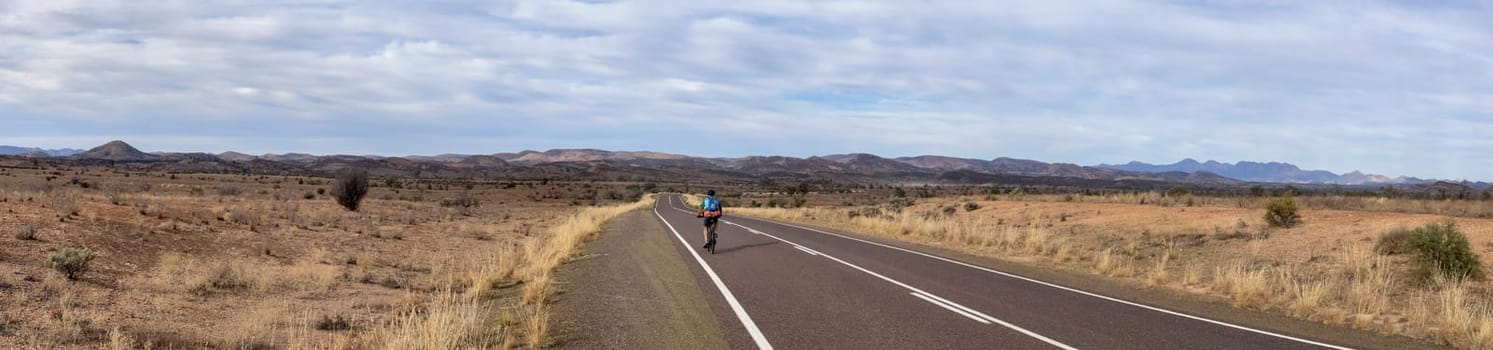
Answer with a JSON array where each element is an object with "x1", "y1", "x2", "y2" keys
[
  {"x1": 49, "y1": 247, "x2": 95, "y2": 281},
  {"x1": 1373, "y1": 227, "x2": 1414, "y2": 255},
  {"x1": 1406, "y1": 221, "x2": 1484, "y2": 281},
  {"x1": 963, "y1": 201, "x2": 981, "y2": 212},
  {"x1": 1262, "y1": 194, "x2": 1300, "y2": 228}
]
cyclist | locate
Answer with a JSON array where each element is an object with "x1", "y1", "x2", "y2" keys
[{"x1": 697, "y1": 190, "x2": 723, "y2": 253}]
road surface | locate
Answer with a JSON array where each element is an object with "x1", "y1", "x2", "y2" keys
[{"x1": 650, "y1": 194, "x2": 1436, "y2": 350}]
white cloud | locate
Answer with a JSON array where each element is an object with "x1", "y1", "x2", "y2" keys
[{"x1": 0, "y1": 0, "x2": 1490, "y2": 179}]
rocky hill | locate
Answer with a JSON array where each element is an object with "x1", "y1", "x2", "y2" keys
[{"x1": 76, "y1": 140, "x2": 156, "y2": 161}]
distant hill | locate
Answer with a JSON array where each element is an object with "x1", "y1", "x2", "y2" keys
[
  {"x1": 44, "y1": 141, "x2": 1250, "y2": 188},
  {"x1": 44, "y1": 140, "x2": 1484, "y2": 192},
  {"x1": 217, "y1": 151, "x2": 258, "y2": 162},
  {"x1": 1098, "y1": 159, "x2": 1429, "y2": 185},
  {"x1": 76, "y1": 140, "x2": 157, "y2": 161},
  {"x1": 0, "y1": 145, "x2": 83, "y2": 157}
]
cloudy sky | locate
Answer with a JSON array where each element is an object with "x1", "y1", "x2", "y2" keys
[{"x1": 2, "y1": 1, "x2": 1491, "y2": 179}]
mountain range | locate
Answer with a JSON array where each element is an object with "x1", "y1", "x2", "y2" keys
[
  {"x1": 3, "y1": 141, "x2": 1239, "y2": 188},
  {"x1": 0, "y1": 145, "x2": 83, "y2": 157},
  {"x1": 4, "y1": 141, "x2": 1478, "y2": 190},
  {"x1": 1097, "y1": 159, "x2": 1429, "y2": 185}
]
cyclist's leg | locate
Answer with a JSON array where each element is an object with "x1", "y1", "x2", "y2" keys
[{"x1": 701, "y1": 217, "x2": 715, "y2": 247}]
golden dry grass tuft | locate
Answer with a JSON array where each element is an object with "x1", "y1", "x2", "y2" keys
[
  {"x1": 225, "y1": 301, "x2": 283, "y2": 349},
  {"x1": 374, "y1": 292, "x2": 504, "y2": 350}
]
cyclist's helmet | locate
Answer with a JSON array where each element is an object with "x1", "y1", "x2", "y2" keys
[{"x1": 707, "y1": 189, "x2": 716, "y2": 196}]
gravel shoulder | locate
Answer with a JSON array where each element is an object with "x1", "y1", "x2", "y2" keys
[{"x1": 550, "y1": 210, "x2": 729, "y2": 350}]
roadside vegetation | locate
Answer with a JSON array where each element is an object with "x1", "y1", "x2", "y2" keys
[
  {"x1": 0, "y1": 162, "x2": 656, "y2": 349},
  {"x1": 367, "y1": 194, "x2": 654, "y2": 349},
  {"x1": 725, "y1": 189, "x2": 1493, "y2": 349}
]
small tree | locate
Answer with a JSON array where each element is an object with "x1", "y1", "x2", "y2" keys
[
  {"x1": 1263, "y1": 193, "x2": 1300, "y2": 228},
  {"x1": 332, "y1": 169, "x2": 369, "y2": 211},
  {"x1": 1407, "y1": 221, "x2": 1484, "y2": 281},
  {"x1": 49, "y1": 247, "x2": 95, "y2": 280}
]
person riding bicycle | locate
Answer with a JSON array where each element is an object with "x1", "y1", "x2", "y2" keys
[{"x1": 697, "y1": 190, "x2": 724, "y2": 253}]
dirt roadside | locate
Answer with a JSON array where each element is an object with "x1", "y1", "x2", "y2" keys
[{"x1": 549, "y1": 210, "x2": 729, "y2": 350}]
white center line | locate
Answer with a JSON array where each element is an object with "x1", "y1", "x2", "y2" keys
[
  {"x1": 728, "y1": 214, "x2": 1355, "y2": 350},
  {"x1": 700, "y1": 208, "x2": 1076, "y2": 350},
  {"x1": 793, "y1": 245, "x2": 820, "y2": 256},
  {"x1": 911, "y1": 292, "x2": 991, "y2": 325}
]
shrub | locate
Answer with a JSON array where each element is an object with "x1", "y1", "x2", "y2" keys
[
  {"x1": 441, "y1": 192, "x2": 480, "y2": 216},
  {"x1": 331, "y1": 169, "x2": 369, "y2": 211},
  {"x1": 49, "y1": 247, "x2": 95, "y2": 280},
  {"x1": 1263, "y1": 194, "x2": 1300, "y2": 228},
  {"x1": 963, "y1": 201, "x2": 981, "y2": 212},
  {"x1": 1166, "y1": 185, "x2": 1189, "y2": 198},
  {"x1": 14, "y1": 224, "x2": 37, "y2": 240},
  {"x1": 1373, "y1": 227, "x2": 1413, "y2": 255},
  {"x1": 315, "y1": 315, "x2": 352, "y2": 331},
  {"x1": 1406, "y1": 221, "x2": 1483, "y2": 281}
]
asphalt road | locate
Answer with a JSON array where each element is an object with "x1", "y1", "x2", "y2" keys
[{"x1": 651, "y1": 194, "x2": 1434, "y2": 350}]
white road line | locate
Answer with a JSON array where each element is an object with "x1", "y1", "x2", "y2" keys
[
  {"x1": 710, "y1": 214, "x2": 1076, "y2": 350},
  {"x1": 654, "y1": 201, "x2": 774, "y2": 350},
  {"x1": 911, "y1": 292, "x2": 991, "y2": 324},
  {"x1": 793, "y1": 246, "x2": 820, "y2": 256},
  {"x1": 669, "y1": 198, "x2": 1070, "y2": 348},
  {"x1": 730, "y1": 215, "x2": 1355, "y2": 350}
]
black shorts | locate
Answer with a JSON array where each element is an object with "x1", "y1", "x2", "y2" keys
[{"x1": 703, "y1": 216, "x2": 719, "y2": 227}]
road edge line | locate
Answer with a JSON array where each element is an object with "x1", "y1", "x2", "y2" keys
[
  {"x1": 655, "y1": 198, "x2": 774, "y2": 350},
  {"x1": 713, "y1": 213, "x2": 1075, "y2": 350},
  {"x1": 739, "y1": 216, "x2": 1354, "y2": 350}
]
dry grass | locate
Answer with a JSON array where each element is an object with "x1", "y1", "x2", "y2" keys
[
  {"x1": 146, "y1": 252, "x2": 338, "y2": 296},
  {"x1": 108, "y1": 326, "x2": 134, "y2": 350},
  {"x1": 0, "y1": 164, "x2": 660, "y2": 349},
  {"x1": 1145, "y1": 251, "x2": 1170, "y2": 288},
  {"x1": 1213, "y1": 262, "x2": 1272, "y2": 309},
  {"x1": 367, "y1": 194, "x2": 654, "y2": 349},
  {"x1": 373, "y1": 293, "x2": 505, "y2": 350},
  {"x1": 226, "y1": 301, "x2": 283, "y2": 349},
  {"x1": 46, "y1": 290, "x2": 97, "y2": 345},
  {"x1": 1410, "y1": 279, "x2": 1493, "y2": 349}
]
